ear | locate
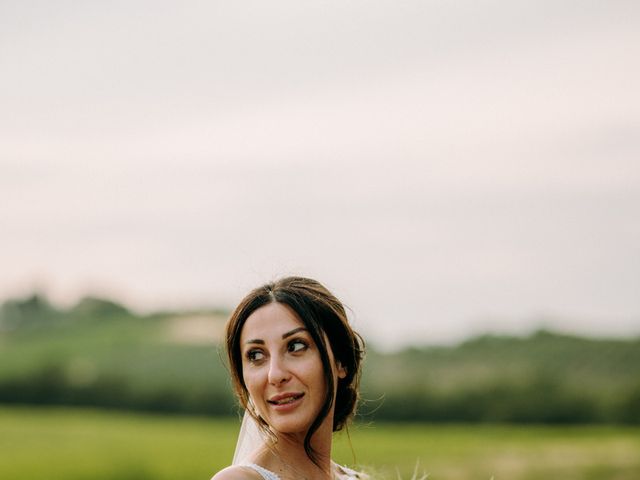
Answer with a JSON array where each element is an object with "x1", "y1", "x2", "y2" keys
[{"x1": 336, "y1": 361, "x2": 347, "y2": 379}]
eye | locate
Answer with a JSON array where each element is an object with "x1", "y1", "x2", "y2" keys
[
  {"x1": 246, "y1": 349, "x2": 265, "y2": 362},
  {"x1": 288, "y1": 339, "x2": 308, "y2": 353}
]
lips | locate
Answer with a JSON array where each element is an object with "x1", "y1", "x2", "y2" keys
[{"x1": 267, "y1": 392, "x2": 305, "y2": 406}]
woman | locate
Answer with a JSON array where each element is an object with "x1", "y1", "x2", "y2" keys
[{"x1": 213, "y1": 276, "x2": 366, "y2": 480}]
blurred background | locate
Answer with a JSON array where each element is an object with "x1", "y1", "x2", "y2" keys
[{"x1": 1, "y1": 1, "x2": 639, "y2": 479}]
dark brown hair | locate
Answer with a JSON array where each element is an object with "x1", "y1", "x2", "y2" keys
[{"x1": 225, "y1": 276, "x2": 365, "y2": 463}]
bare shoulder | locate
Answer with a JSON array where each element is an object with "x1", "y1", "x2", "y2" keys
[{"x1": 211, "y1": 465, "x2": 262, "y2": 480}]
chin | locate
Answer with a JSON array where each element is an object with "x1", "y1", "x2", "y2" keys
[
  {"x1": 265, "y1": 408, "x2": 320, "y2": 435},
  {"x1": 269, "y1": 417, "x2": 313, "y2": 436}
]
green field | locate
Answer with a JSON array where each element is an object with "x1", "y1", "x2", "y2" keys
[{"x1": 1, "y1": 407, "x2": 639, "y2": 480}]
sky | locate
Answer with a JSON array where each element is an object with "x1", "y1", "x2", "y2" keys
[{"x1": 1, "y1": 0, "x2": 639, "y2": 348}]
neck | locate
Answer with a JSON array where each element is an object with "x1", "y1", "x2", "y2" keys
[{"x1": 260, "y1": 420, "x2": 334, "y2": 480}]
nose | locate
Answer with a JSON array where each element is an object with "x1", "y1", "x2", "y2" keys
[{"x1": 267, "y1": 354, "x2": 291, "y2": 386}]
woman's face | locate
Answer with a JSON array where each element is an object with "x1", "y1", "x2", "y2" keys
[{"x1": 240, "y1": 302, "x2": 346, "y2": 436}]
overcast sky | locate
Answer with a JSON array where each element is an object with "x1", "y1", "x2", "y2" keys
[{"x1": 1, "y1": 1, "x2": 639, "y2": 348}]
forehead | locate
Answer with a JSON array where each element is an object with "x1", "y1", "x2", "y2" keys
[{"x1": 240, "y1": 302, "x2": 305, "y2": 342}]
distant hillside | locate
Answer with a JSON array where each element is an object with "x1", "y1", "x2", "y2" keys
[
  {"x1": 361, "y1": 331, "x2": 640, "y2": 423},
  {"x1": 1, "y1": 294, "x2": 638, "y2": 423}
]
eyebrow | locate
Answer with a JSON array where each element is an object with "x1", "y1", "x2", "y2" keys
[
  {"x1": 244, "y1": 327, "x2": 308, "y2": 345},
  {"x1": 282, "y1": 327, "x2": 308, "y2": 339}
]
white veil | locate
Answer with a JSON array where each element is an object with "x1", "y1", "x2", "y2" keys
[{"x1": 232, "y1": 409, "x2": 268, "y2": 465}]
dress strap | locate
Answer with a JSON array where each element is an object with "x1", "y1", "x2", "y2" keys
[{"x1": 244, "y1": 463, "x2": 281, "y2": 480}]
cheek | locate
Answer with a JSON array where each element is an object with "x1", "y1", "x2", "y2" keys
[
  {"x1": 242, "y1": 367, "x2": 264, "y2": 397},
  {"x1": 299, "y1": 357, "x2": 328, "y2": 390}
]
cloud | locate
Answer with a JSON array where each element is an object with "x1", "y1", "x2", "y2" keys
[{"x1": 1, "y1": 0, "x2": 639, "y2": 345}]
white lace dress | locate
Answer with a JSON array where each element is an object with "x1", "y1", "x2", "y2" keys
[{"x1": 243, "y1": 462, "x2": 364, "y2": 480}]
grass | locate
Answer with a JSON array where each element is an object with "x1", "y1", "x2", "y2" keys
[
  {"x1": 0, "y1": 406, "x2": 231, "y2": 480},
  {"x1": 335, "y1": 422, "x2": 640, "y2": 479},
  {"x1": 1, "y1": 406, "x2": 639, "y2": 479}
]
